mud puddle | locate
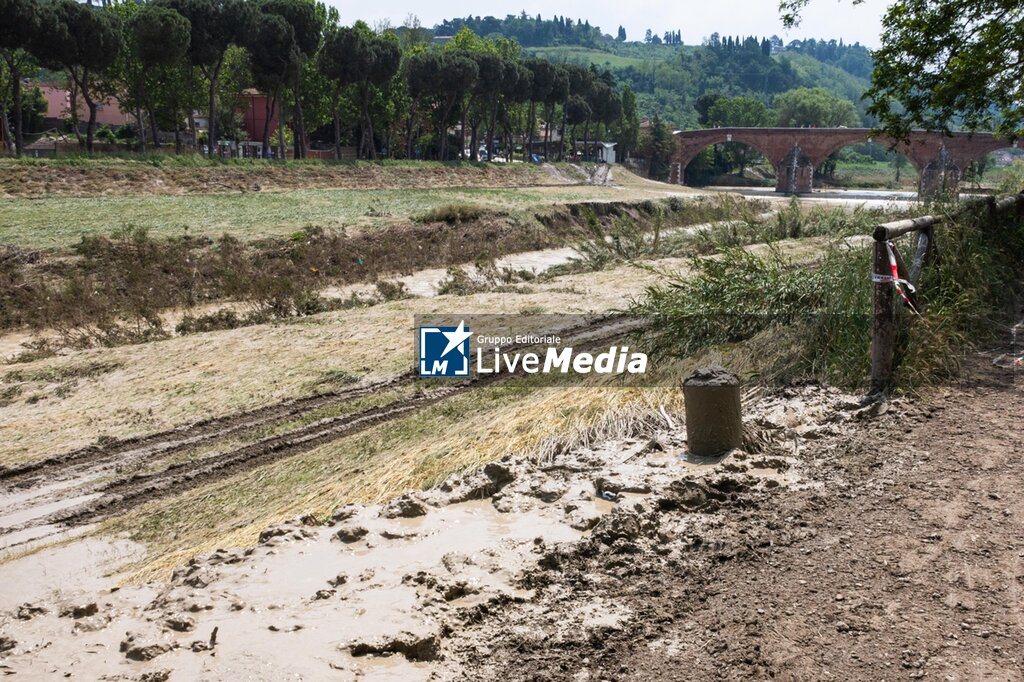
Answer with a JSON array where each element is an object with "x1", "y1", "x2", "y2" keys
[{"x1": 0, "y1": 492, "x2": 102, "y2": 532}]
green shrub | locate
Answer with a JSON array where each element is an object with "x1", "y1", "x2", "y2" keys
[
  {"x1": 176, "y1": 309, "x2": 246, "y2": 335},
  {"x1": 375, "y1": 280, "x2": 412, "y2": 302}
]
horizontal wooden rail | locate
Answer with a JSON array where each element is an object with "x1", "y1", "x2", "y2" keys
[
  {"x1": 873, "y1": 215, "x2": 942, "y2": 241},
  {"x1": 873, "y1": 193, "x2": 1024, "y2": 242}
]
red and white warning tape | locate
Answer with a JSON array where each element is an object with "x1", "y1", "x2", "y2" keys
[{"x1": 883, "y1": 240, "x2": 922, "y2": 317}]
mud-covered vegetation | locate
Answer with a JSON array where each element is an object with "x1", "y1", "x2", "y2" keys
[{"x1": 0, "y1": 196, "x2": 747, "y2": 348}]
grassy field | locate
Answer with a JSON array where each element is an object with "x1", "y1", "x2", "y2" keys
[
  {"x1": 825, "y1": 160, "x2": 917, "y2": 189},
  {"x1": 827, "y1": 159, "x2": 1017, "y2": 191},
  {"x1": 0, "y1": 167, "x2": 694, "y2": 249},
  {"x1": 526, "y1": 46, "x2": 650, "y2": 69}
]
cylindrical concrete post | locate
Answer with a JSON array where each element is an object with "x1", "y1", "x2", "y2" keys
[{"x1": 682, "y1": 365, "x2": 742, "y2": 457}]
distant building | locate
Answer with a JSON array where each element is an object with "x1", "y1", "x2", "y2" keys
[
  {"x1": 37, "y1": 83, "x2": 132, "y2": 130},
  {"x1": 990, "y1": 149, "x2": 1023, "y2": 166},
  {"x1": 241, "y1": 89, "x2": 280, "y2": 142}
]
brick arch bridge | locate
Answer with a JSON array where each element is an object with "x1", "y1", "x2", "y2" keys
[{"x1": 668, "y1": 127, "x2": 1015, "y2": 196}]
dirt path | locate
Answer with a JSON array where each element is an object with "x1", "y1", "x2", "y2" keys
[{"x1": 449, "y1": 357, "x2": 1023, "y2": 680}]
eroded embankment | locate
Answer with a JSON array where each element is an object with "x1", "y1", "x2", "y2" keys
[
  {"x1": 0, "y1": 196, "x2": 744, "y2": 336},
  {"x1": 0, "y1": 160, "x2": 574, "y2": 198}
]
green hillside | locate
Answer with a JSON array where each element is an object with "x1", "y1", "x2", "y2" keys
[
  {"x1": 436, "y1": 16, "x2": 875, "y2": 128},
  {"x1": 524, "y1": 41, "x2": 872, "y2": 128}
]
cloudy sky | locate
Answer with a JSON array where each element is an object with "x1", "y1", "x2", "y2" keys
[{"x1": 329, "y1": 0, "x2": 892, "y2": 47}]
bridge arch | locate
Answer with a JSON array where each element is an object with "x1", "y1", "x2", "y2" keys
[
  {"x1": 675, "y1": 135, "x2": 779, "y2": 186},
  {"x1": 812, "y1": 139, "x2": 922, "y2": 191},
  {"x1": 959, "y1": 145, "x2": 1023, "y2": 190}
]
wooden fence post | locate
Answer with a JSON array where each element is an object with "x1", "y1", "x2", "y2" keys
[{"x1": 871, "y1": 239, "x2": 896, "y2": 394}]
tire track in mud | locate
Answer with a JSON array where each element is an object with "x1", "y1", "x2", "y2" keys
[
  {"x1": 0, "y1": 315, "x2": 644, "y2": 546},
  {"x1": 47, "y1": 380, "x2": 476, "y2": 527},
  {"x1": 0, "y1": 373, "x2": 415, "y2": 486}
]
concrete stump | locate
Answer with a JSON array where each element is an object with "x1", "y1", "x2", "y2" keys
[{"x1": 682, "y1": 365, "x2": 742, "y2": 457}]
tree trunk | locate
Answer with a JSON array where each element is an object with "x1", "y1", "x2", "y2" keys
[
  {"x1": 525, "y1": 100, "x2": 535, "y2": 162},
  {"x1": 361, "y1": 84, "x2": 375, "y2": 160},
  {"x1": 438, "y1": 117, "x2": 445, "y2": 160},
  {"x1": 7, "y1": 58, "x2": 24, "y2": 156},
  {"x1": 439, "y1": 100, "x2": 450, "y2": 161},
  {"x1": 293, "y1": 73, "x2": 306, "y2": 159},
  {"x1": 543, "y1": 105, "x2": 550, "y2": 160},
  {"x1": 559, "y1": 102, "x2": 567, "y2": 162},
  {"x1": 401, "y1": 98, "x2": 413, "y2": 159},
  {"x1": 406, "y1": 100, "x2": 417, "y2": 160},
  {"x1": 262, "y1": 92, "x2": 275, "y2": 159},
  {"x1": 77, "y1": 70, "x2": 98, "y2": 155},
  {"x1": 486, "y1": 101, "x2": 498, "y2": 162},
  {"x1": 469, "y1": 122, "x2": 478, "y2": 161},
  {"x1": 277, "y1": 101, "x2": 286, "y2": 160},
  {"x1": 84, "y1": 98, "x2": 98, "y2": 154},
  {"x1": 146, "y1": 101, "x2": 160, "y2": 148},
  {"x1": 332, "y1": 90, "x2": 342, "y2": 160},
  {"x1": 174, "y1": 127, "x2": 182, "y2": 154},
  {"x1": 67, "y1": 75, "x2": 82, "y2": 146},
  {"x1": 0, "y1": 101, "x2": 10, "y2": 155},
  {"x1": 186, "y1": 67, "x2": 197, "y2": 151},
  {"x1": 134, "y1": 71, "x2": 147, "y2": 151},
  {"x1": 583, "y1": 120, "x2": 590, "y2": 161},
  {"x1": 136, "y1": 108, "x2": 146, "y2": 151},
  {"x1": 206, "y1": 57, "x2": 224, "y2": 158},
  {"x1": 459, "y1": 105, "x2": 467, "y2": 160}
]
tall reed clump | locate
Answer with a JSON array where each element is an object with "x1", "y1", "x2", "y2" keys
[
  {"x1": 630, "y1": 196, "x2": 1024, "y2": 391},
  {"x1": 630, "y1": 243, "x2": 873, "y2": 388},
  {"x1": 894, "y1": 198, "x2": 1024, "y2": 386}
]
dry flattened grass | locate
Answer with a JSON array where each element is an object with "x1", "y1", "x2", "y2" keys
[
  {"x1": 0, "y1": 287, "x2": 609, "y2": 467},
  {"x1": 108, "y1": 382, "x2": 683, "y2": 584},
  {"x1": 0, "y1": 159, "x2": 563, "y2": 199}
]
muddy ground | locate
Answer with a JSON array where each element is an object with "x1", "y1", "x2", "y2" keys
[
  {"x1": 452, "y1": 359, "x2": 1023, "y2": 680},
  {"x1": 0, "y1": 354, "x2": 1019, "y2": 680}
]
